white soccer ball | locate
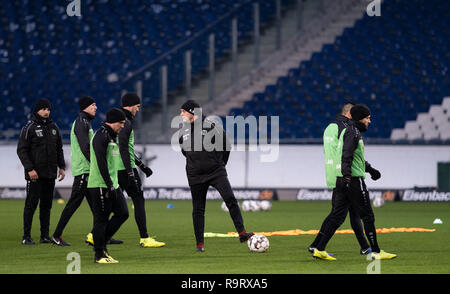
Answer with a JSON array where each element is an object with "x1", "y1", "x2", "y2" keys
[
  {"x1": 247, "y1": 234, "x2": 269, "y2": 253},
  {"x1": 259, "y1": 200, "x2": 272, "y2": 211},
  {"x1": 372, "y1": 197, "x2": 385, "y2": 208},
  {"x1": 241, "y1": 200, "x2": 251, "y2": 212},
  {"x1": 248, "y1": 200, "x2": 260, "y2": 211}
]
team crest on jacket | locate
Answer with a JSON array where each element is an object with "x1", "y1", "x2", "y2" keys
[{"x1": 52, "y1": 129, "x2": 57, "y2": 135}]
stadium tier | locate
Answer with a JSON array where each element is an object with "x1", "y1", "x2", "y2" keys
[
  {"x1": 0, "y1": 0, "x2": 291, "y2": 138},
  {"x1": 228, "y1": 0, "x2": 449, "y2": 141},
  {"x1": 1, "y1": 0, "x2": 448, "y2": 143}
]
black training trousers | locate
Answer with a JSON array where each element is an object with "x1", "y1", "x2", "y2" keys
[
  {"x1": 310, "y1": 187, "x2": 369, "y2": 251},
  {"x1": 53, "y1": 174, "x2": 94, "y2": 237},
  {"x1": 190, "y1": 175, "x2": 245, "y2": 245},
  {"x1": 23, "y1": 178, "x2": 55, "y2": 238},
  {"x1": 89, "y1": 187, "x2": 129, "y2": 257},
  {"x1": 315, "y1": 177, "x2": 380, "y2": 253},
  {"x1": 118, "y1": 168, "x2": 149, "y2": 238}
]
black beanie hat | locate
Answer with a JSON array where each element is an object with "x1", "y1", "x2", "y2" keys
[
  {"x1": 350, "y1": 104, "x2": 371, "y2": 121},
  {"x1": 78, "y1": 96, "x2": 95, "y2": 110},
  {"x1": 106, "y1": 108, "x2": 126, "y2": 123},
  {"x1": 181, "y1": 100, "x2": 201, "y2": 115},
  {"x1": 35, "y1": 98, "x2": 51, "y2": 112},
  {"x1": 121, "y1": 93, "x2": 141, "y2": 107}
]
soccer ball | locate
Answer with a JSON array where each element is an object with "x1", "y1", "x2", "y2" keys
[
  {"x1": 372, "y1": 197, "x2": 385, "y2": 208},
  {"x1": 248, "y1": 234, "x2": 269, "y2": 253},
  {"x1": 241, "y1": 200, "x2": 251, "y2": 212},
  {"x1": 259, "y1": 200, "x2": 272, "y2": 211},
  {"x1": 248, "y1": 200, "x2": 260, "y2": 211},
  {"x1": 242, "y1": 200, "x2": 260, "y2": 212}
]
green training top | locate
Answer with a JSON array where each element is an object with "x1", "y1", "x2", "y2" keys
[
  {"x1": 70, "y1": 120, "x2": 94, "y2": 176},
  {"x1": 87, "y1": 134, "x2": 121, "y2": 189}
]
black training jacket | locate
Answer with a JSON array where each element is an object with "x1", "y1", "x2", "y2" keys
[
  {"x1": 17, "y1": 113, "x2": 66, "y2": 180},
  {"x1": 179, "y1": 116, "x2": 231, "y2": 186},
  {"x1": 340, "y1": 119, "x2": 375, "y2": 177}
]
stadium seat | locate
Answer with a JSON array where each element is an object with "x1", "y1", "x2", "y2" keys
[
  {"x1": 442, "y1": 97, "x2": 450, "y2": 112},
  {"x1": 390, "y1": 128, "x2": 406, "y2": 141}
]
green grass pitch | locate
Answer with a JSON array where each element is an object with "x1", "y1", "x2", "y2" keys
[{"x1": 0, "y1": 199, "x2": 449, "y2": 274}]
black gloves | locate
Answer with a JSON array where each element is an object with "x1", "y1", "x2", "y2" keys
[
  {"x1": 138, "y1": 164, "x2": 153, "y2": 178},
  {"x1": 342, "y1": 176, "x2": 351, "y2": 192},
  {"x1": 107, "y1": 186, "x2": 117, "y2": 199},
  {"x1": 127, "y1": 170, "x2": 140, "y2": 193},
  {"x1": 366, "y1": 165, "x2": 381, "y2": 181},
  {"x1": 337, "y1": 176, "x2": 351, "y2": 193}
]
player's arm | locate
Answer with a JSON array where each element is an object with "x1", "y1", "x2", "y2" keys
[
  {"x1": 92, "y1": 131, "x2": 114, "y2": 189},
  {"x1": 341, "y1": 126, "x2": 359, "y2": 177},
  {"x1": 209, "y1": 121, "x2": 230, "y2": 165},
  {"x1": 73, "y1": 117, "x2": 91, "y2": 162},
  {"x1": 135, "y1": 153, "x2": 153, "y2": 177},
  {"x1": 54, "y1": 124, "x2": 66, "y2": 171},
  {"x1": 222, "y1": 128, "x2": 231, "y2": 165},
  {"x1": 16, "y1": 123, "x2": 35, "y2": 173},
  {"x1": 365, "y1": 161, "x2": 381, "y2": 180},
  {"x1": 118, "y1": 121, "x2": 133, "y2": 173}
]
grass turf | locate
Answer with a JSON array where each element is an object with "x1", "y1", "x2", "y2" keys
[{"x1": 0, "y1": 199, "x2": 448, "y2": 274}]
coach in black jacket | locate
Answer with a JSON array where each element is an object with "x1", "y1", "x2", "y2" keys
[
  {"x1": 178, "y1": 100, "x2": 253, "y2": 252},
  {"x1": 17, "y1": 99, "x2": 66, "y2": 245}
]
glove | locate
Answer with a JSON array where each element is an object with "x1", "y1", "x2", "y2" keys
[
  {"x1": 139, "y1": 164, "x2": 153, "y2": 178},
  {"x1": 367, "y1": 166, "x2": 381, "y2": 181},
  {"x1": 370, "y1": 169, "x2": 381, "y2": 181},
  {"x1": 338, "y1": 176, "x2": 351, "y2": 193},
  {"x1": 107, "y1": 186, "x2": 117, "y2": 199},
  {"x1": 127, "y1": 170, "x2": 140, "y2": 193}
]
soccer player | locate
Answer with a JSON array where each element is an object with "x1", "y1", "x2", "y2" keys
[
  {"x1": 178, "y1": 100, "x2": 253, "y2": 252},
  {"x1": 311, "y1": 104, "x2": 396, "y2": 260},
  {"x1": 117, "y1": 93, "x2": 165, "y2": 248},
  {"x1": 88, "y1": 108, "x2": 129, "y2": 263},
  {"x1": 17, "y1": 98, "x2": 66, "y2": 245},
  {"x1": 49, "y1": 97, "x2": 96, "y2": 246},
  {"x1": 308, "y1": 102, "x2": 373, "y2": 255}
]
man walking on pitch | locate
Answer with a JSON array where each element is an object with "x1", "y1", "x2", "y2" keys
[
  {"x1": 311, "y1": 104, "x2": 396, "y2": 261},
  {"x1": 50, "y1": 97, "x2": 97, "y2": 246},
  {"x1": 178, "y1": 100, "x2": 253, "y2": 252},
  {"x1": 88, "y1": 108, "x2": 129, "y2": 263},
  {"x1": 309, "y1": 102, "x2": 373, "y2": 256},
  {"x1": 117, "y1": 93, "x2": 165, "y2": 248},
  {"x1": 17, "y1": 98, "x2": 66, "y2": 245}
]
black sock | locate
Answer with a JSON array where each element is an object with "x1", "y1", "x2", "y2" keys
[{"x1": 363, "y1": 222, "x2": 380, "y2": 253}]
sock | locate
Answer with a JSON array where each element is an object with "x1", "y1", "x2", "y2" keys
[{"x1": 363, "y1": 222, "x2": 380, "y2": 253}]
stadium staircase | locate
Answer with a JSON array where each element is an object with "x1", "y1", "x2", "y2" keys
[{"x1": 391, "y1": 97, "x2": 450, "y2": 142}]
